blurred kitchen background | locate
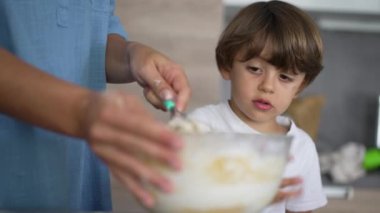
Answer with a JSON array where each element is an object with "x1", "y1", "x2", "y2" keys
[{"x1": 108, "y1": 0, "x2": 380, "y2": 212}]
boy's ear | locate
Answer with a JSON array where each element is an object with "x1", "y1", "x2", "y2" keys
[
  {"x1": 220, "y1": 68, "x2": 231, "y2": 80},
  {"x1": 294, "y1": 81, "x2": 308, "y2": 98}
]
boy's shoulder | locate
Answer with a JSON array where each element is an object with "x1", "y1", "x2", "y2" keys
[
  {"x1": 188, "y1": 102, "x2": 230, "y2": 128},
  {"x1": 280, "y1": 116, "x2": 317, "y2": 150},
  {"x1": 279, "y1": 116, "x2": 313, "y2": 139},
  {"x1": 189, "y1": 102, "x2": 228, "y2": 118}
]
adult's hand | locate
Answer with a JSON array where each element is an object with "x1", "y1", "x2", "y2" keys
[
  {"x1": 82, "y1": 90, "x2": 183, "y2": 207},
  {"x1": 126, "y1": 41, "x2": 191, "y2": 112}
]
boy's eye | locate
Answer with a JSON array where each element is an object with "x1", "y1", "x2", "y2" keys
[
  {"x1": 279, "y1": 73, "x2": 294, "y2": 82},
  {"x1": 247, "y1": 66, "x2": 261, "y2": 74}
]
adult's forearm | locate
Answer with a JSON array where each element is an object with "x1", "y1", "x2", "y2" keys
[
  {"x1": 0, "y1": 48, "x2": 93, "y2": 138},
  {"x1": 105, "y1": 34, "x2": 136, "y2": 83}
]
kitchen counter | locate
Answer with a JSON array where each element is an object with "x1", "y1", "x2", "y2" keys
[
  {"x1": 3, "y1": 187, "x2": 379, "y2": 213},
  {"x1": 316, "y1": 187, "x2": 380, "y2": 213}
]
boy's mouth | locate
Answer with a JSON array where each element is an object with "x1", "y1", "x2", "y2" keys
[{"x1": 253, "y1": 99, "x2": 273, "y2": 111}]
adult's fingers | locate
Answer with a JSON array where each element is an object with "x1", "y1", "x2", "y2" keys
[
  {"x1": 144, "y1": 72, "x2": 175, "y2": 102},
  {"x1": 92, "y1": 91, "x2": 183, "y2": 150},
  {"x1": 169, "y1": 71, "x2": 191, "y2": 112},
  {"x1": 140, "y1": 63, "x2": 190, "y2": 112},
  {"x1": 92, "y1": 141, "x2": 173, "y2": 193},
  {"x1": 143, "y1": 87, "x2": 165, "y2": 110},
  {"x1": 90, "y1": 124, "x2": 181, "y2": 170},
  {"x1": 110, "y1": 107, "x2": 182, "y2": 149},
  {"x1": 111, "y1": 167, "x2": 155, "y2": 208}
]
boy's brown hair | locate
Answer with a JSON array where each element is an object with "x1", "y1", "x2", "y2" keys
[{"x1": 216, "y1": 0, "x2": 323, "y2": 86}]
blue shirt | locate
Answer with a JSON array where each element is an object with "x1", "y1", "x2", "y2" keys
[{"x1": 0, "y1": 0, "x2": 127, "y2": 210}]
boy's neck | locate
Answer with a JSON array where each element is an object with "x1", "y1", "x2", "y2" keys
[
  {"x1": 227, "y1": 100, "x2": 289, "y2": 135},
  {"x1": 247, "y1": 119, "x2": 288, "y2": 135}
]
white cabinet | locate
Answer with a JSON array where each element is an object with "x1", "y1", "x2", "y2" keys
[
  {"x1": 223, "y1": 0, "x2": 380, "y2": 15},
  {"x1": 223, "y1": 0, "x2": 380, "y2": 33}
]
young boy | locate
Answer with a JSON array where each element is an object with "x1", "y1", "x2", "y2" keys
[{"x1": 189, "y1": 1, "x2": 327, "y2": 212}]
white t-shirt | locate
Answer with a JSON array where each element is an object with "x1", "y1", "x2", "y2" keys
[{"x1": 188, "y1": 102, "x2": 327, "y2": 212}]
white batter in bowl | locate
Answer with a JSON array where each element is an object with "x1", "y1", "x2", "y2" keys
[{"x1": 149, "y1": 132, "x2": 292, "y2": 213}]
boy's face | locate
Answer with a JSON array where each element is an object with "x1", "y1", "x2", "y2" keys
[{"x1": 221, "y1": 53, "x2": 305, "y2": 132}]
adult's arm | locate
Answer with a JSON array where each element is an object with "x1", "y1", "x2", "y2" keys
[
  {"x1": 0, "y1": 48, "x2": 90, "y2": 137},
  {"x1": 0, "y1": 48, "x2": 183, "y2": 207}
]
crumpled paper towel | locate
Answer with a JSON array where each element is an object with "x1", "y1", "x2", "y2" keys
[{"x1": 319, "y1": 142, "x2": 366, "y2": 184}]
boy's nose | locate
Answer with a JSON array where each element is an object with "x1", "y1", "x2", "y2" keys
[{"x1": 258, "y1": 74, "x2": 275, "y2": 94}]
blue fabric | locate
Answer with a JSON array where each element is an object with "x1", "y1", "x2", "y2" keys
[{"x1": 0, "y1": 0, "x2": 127, "y2": 211}]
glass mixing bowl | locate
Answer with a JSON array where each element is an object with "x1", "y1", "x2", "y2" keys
[{"x1": 149, "y1": 132, "x2": 292, "y2": 213}]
